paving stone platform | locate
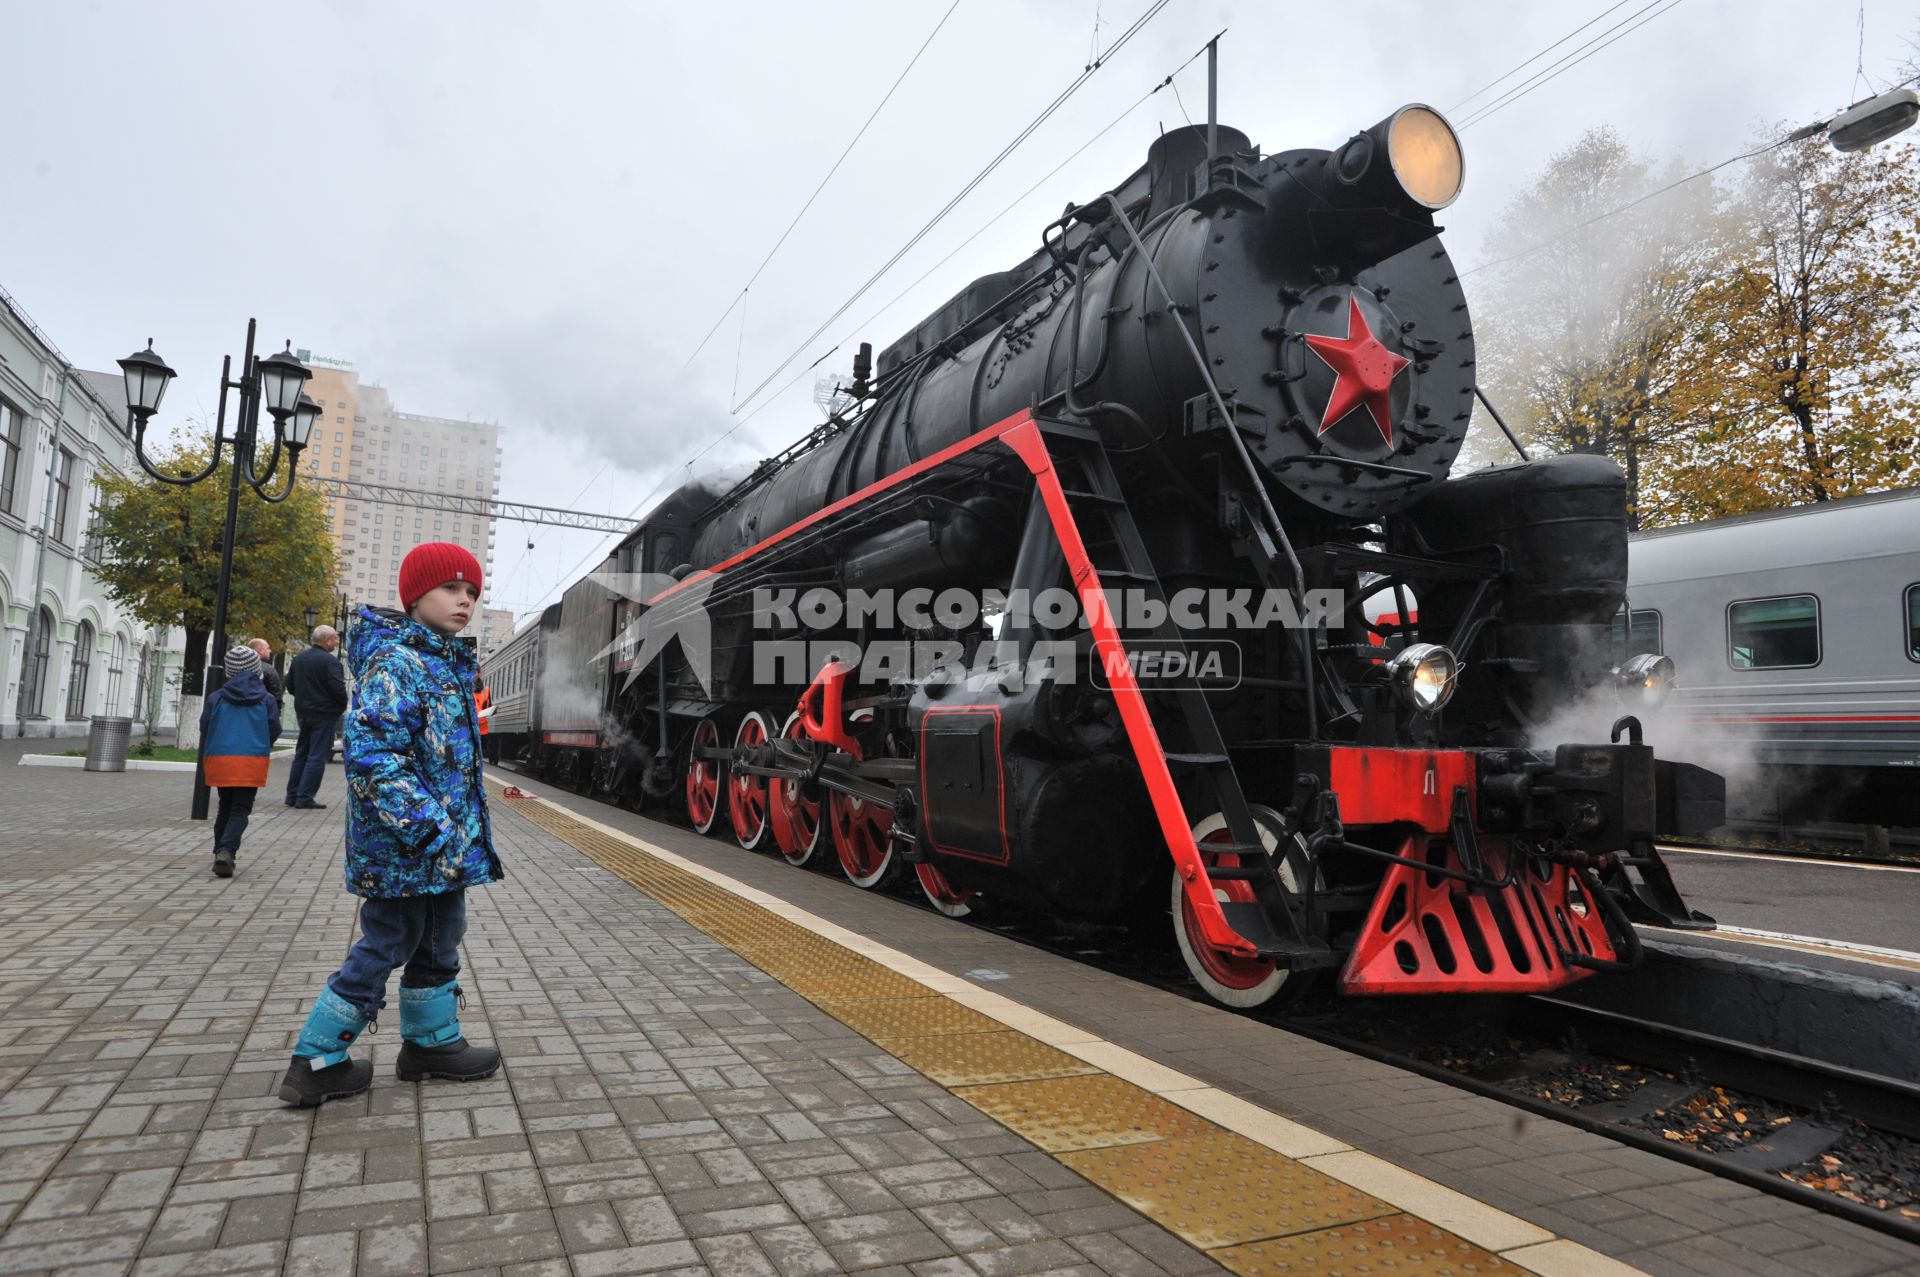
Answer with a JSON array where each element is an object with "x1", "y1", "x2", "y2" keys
[
  {"x1": 1, "y1": 739, "x2": 1915, "y2": 1277},
  {"x1": 0, "y1": 744, "x2": 1241, "y2": 1276}
]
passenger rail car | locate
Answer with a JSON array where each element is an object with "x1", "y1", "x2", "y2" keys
[
  {"x1": 484, "y1": 104, "x2": 1722, "y2": 1009},
  {"x1": 1625, "y1": 487, "x2": 1920, "y2": 831},
  {"x1": 481, "y1": 607, "x2": 552, "y2": 764}
]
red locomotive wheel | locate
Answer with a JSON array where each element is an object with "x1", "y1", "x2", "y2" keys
[
  {"x1": 915, "y1": 863, "x2": 975, "y2": 918},
  {"x1": 728, "y1": 712, "x2": 773, "y2": 851},
  {"x1": 771, "y1": 711, "x2": 824, "y2": 867},
  {"x1": 685, "y1": 717, "x2": 727, "y2": 836},
  {"x1": 831, "y1": 709, "x2": 901, "y2": 889},
  {"x1": 1173, "y1": 806, "x2": 1308, "y2": 1009}
]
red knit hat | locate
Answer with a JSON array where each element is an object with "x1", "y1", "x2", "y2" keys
[{"x1": 399, "y1": 542, "x2": 484, "y2": 611}]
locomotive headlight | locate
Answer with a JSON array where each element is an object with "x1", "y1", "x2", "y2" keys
[
  {"x1": 1617, "y1": 653, "x2": 1676, "y2": 710},
  {"x1": 1386, "y1": 106, "x2": 1464, "y2": 210},
  {"x1": 1387, "y1": 643, "x2": 1460, "y2": 713}
]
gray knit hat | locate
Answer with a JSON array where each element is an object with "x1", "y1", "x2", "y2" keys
[{"x1": 224, "y1": 644, "x2": 262, "y2": 680}]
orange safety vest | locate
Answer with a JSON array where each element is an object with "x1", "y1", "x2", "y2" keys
[{"x1": 475, "y1": 686, "x2": 491, "y2": 736}]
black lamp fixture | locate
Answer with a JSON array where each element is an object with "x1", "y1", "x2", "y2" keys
[
  {"x1": 115, "y1": 319, "x2": 315, "y2": 821},
  {"x1": 257, "y1": 341, "x2": 311, "y2": 421},
  {"x1": 289, "y1": 392, "x2": 322, "y2": 450},
  {"x1": 116, "y1": 340, "x2": 177, "y2": 426},
  {"x1": 304, "y1": 605, "x2": 320, "y2": 632}
]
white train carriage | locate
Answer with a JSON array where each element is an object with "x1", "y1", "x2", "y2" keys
[{"x1": 1625, "y1": 487, "x2": 1920, "y2": 830}]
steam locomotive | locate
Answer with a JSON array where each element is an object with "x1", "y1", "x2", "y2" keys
[{"x1": 484, "y1": 105, "x2": 1724, "y2": 1008}]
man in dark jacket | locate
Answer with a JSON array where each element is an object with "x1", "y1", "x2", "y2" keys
[{"x1": 285, "y1": 625, "x2": 348, "y2": 808}]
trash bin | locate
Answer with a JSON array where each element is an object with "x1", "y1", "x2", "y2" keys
[{"x1": 84, "y1": 716, "x2": 134, "y2": 773}]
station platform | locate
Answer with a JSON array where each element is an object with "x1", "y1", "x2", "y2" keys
[{"x1": 1, "y1": 741, "x2": 1914, "y2": 1276}]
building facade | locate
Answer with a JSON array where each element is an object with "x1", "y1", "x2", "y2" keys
[
  {"x1": 477, "y1": 607, "x2": 517, "y2": 659},
  {"x1": 0, "y1": 286, "x2": 184, "y2": 738},
  {"x1": 298, "y1": 360, "x2": 501, "y2": 615}
]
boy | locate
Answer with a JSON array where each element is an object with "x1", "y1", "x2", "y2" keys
[
  {"x1": 201, "y1": 643, "x2": 281, "y2": 878},
  {"x1": 279, "y1": 542, "x2": 504, "y2": 1107}
]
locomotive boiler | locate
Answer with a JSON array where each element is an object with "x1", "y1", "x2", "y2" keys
[{"x1": 487, "y1": 104, "x2": 1724, "y2": 1008}]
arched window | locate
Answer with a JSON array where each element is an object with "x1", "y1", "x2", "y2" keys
[
  {"x1": 67, "y1": 621, "x2": 95, "y2": 720},
  {"x1": 105, "y1": 633, "x2": 128, "y2": 716},
  {"x1": 21, "y1": 608, "x2": 55, "y2": 719}
]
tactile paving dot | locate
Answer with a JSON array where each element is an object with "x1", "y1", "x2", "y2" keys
[
  {"x1": 954, "y1": 1073, "x2": 1214, "y2": 1151},
  {"x1": 1210, "y1": 1213, "x2": 1516, "y2": 1275},
  {"x1": 1058, "y1": 1130, "x2": 1395, "y2": 1250},
  {"x1": 814, "y1": 996, "x2": 1005, "y2": 1040},
  {"x1": 871, "y1": 1031, "x2": 1102, "y2": 1087},
  {"x1": 779, "y1": 968, "x2": 940, "y2": 1002}
]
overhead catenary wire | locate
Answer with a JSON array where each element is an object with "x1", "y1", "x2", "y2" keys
[
  {"x1": 518, "y1": 13, "x2": 1192, "y2": 617},
  {"x1": 1460, "y1": 132, "x2": 1812, "y2": 280},
  {"x1": 731, "y1": 41, "x2": 1217, "y2": 432},
  {"x1": 680, "y1": 0, "x2": 965, "y2": 372},
  {"x1": 725, "y1": 0, "x2": 1176, "y2": 421},
  {"x1": 1445, "y1": 0, "x2": 1636, "y2": 116},
  {"x1": 1457, "y1": 0, "x2": 1689, "y2": 131},
  {"x1": 720, "y1": 35, "x2": 1221, "y2": 445}
]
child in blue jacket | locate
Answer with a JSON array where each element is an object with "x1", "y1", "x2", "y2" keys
[
  {"x1": 279, "y1": 542, "x2": 504, "y2": 1107},
  {"x1": 200, "y1": 643, "x2": 282, "y2": 878}
]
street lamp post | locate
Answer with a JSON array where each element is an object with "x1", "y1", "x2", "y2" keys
[{"x1": 117, "y1": 319, "x2": 321, "y2": 819}]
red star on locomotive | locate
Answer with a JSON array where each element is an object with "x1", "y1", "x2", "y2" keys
[
  {"x1": 1304, "y1": 296, "x2": 1410, "y2": 448},
  {"x1": 486, "y1": 102, "x2": 1719, "y2": 1009}
]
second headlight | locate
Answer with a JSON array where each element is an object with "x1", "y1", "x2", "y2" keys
[
  {"x1": 1617, "y1": 653, "x2": 1676, "y2": 710},
  {"x1": 1386, "y1": 642, "x2": 1460, "y2": 713}
]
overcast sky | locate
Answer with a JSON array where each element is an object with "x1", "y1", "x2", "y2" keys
[{"x1": 6, "y1": 0, "x2": 1916, "y2": 622}]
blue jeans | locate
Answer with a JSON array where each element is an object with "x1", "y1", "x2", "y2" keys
[
  {"x1": 328, "y1": 891, "x2": 466, "y2": 1017},
  {"x1": 286, "y1": 714, "x2": 337, "y2": 804},
  {"x1": 213, "y1": 787, "x2": 255, "y2": 854}
]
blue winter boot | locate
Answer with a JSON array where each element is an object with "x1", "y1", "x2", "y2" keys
[
  {"x1": 395, "y1": 980, "x2": 500, "y2": 1083},
  {"x1": 278, "y1": 989, "x2": 375, "y2": 1107}
]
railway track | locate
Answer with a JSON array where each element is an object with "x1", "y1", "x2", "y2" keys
[
  {"x1": 1279, "y1": 997, "x2": 1920, "y2": 1247},
  {"x1": 498, "y1": 761, "x2": 1920, "y2": 1245}
]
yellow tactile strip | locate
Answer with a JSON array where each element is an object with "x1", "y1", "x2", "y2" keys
[
  {"x1": 1215, "y1": 1214, "x2": 1522, "y2": 1276},
  {"x1": 958, "y1": 1073, "x2": 1217, "y2": 1152},
  {"x1": 497, "y1": 786, "x2": 1633, "y2": 1277}
]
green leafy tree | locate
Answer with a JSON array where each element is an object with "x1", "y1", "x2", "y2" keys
[{"x1": 92, "y1": 437, "x2": 337, "y2": 693}]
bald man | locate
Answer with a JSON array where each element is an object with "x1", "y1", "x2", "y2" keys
[
  {"x1": 248, "y1": 637, "x2": 285, "y2": 718},
  {"x1": 285, "y1": 626, "x2": 347, "y2": 808}
]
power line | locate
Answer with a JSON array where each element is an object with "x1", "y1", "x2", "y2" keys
[
  {"x1": 726, "y1": 0, "x2": 1176, "y2": 421},
  {"x1": 1460, "y1": 134, "x2": 1803, "y2": 279},
  {"x1": 722, "y1": 35, "x2": 1218, "y2": 446},
  {"x1": 519, "y1": 9, "x2": 1191, "y2": 617},
  {"x1": 1457, "y1": 0, "x2": 1688, "y2": 131},
  {"x1": 680, "y1": 0, "x2": 965, "y2": 372},
  {"x1": 730, "y1": 47, "x2": 1211, "y2": 439},
  {"x1": 1446, "y1": 0, "x2": 1635, "y2": 116}
]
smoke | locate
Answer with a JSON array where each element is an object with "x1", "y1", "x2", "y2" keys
[
  {"x1": 1514, "y1": 626, "x2": 1777, "y2": 832},
  {"x1": 535, "y1": 652, "x2": 605, "y2": 733}
]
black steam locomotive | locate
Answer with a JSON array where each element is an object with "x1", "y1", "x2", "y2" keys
[{"x1": 484, "y1": 105, "x2": 1723, "y2": 1008}]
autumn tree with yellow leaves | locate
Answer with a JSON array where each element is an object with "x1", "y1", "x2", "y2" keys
[
  {"x1": 1646, "y1": 135, "x2": 1920, "y2": 523},
  {"x1": 1473, "y1": 125, "x2": 1920, "y2": 529}
]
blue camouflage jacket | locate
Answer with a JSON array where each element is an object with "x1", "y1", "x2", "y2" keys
[{"x1": 343, "y1": 606, "x2": 501, "y2": 898}]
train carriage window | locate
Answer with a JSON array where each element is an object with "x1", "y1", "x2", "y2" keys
[
  {"x1": 1610, "y1": 608, "x2": 1663, "y2": 663},
  {"x1": 1907, "y1": 585, "x2": 1920, "y2": 662},
  {"x1": 1728, "y1": 594, "x2": 1820, "y2": 669}
]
